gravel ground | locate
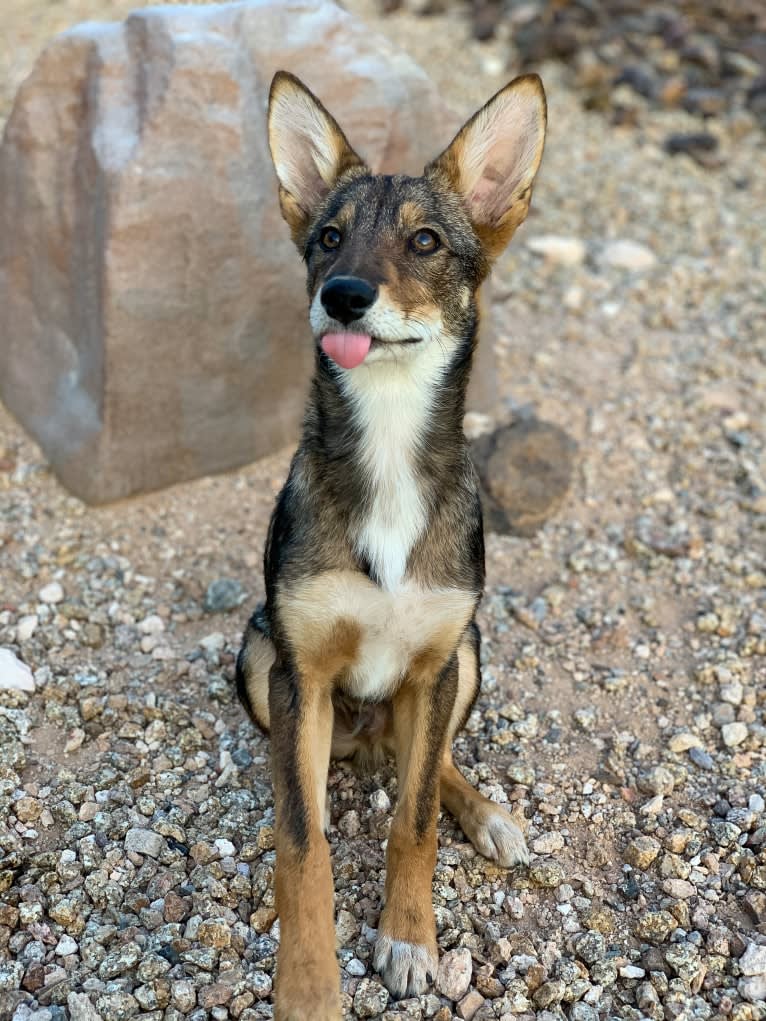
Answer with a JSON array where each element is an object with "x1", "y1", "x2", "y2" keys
[{"x1": 2, "y1": 3, "x2": 766, "y2": 1020}]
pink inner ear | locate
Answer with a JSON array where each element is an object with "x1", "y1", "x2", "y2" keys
[
  {"x1": 468, "y1": 161, "x2": 514, "y2": 224},
  {"x1": 461, "y1": 92, "x2": 543, "y2": 226}
]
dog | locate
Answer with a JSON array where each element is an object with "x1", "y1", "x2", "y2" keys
[{"x1": 236, "y1": 69, "x2": 547, "y2": 1019}]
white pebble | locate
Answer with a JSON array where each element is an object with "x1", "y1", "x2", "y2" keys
[
  {"x1": 0, "y1": 648, "x2": 35, "y2": 692},
  {"x1": 619, "y1": 964, "x2": 645, "y2": 979},
  {"x1": 16, "y1": 615, "x2": 38, "y2": 642},
  {"x1": 139, "y1": 614, "x2": 165, "y2": 634},
  {"x1": 215, "y1": 838, "x2": 236, "y2": 858},
  {"x1": 601, "y1": 239, "x2": 657, "y2": 271},
  {"x1": 721, "y1": 722, "x2": 748, "y2": 748},
  {"x1": 526, "y1": 234, "x2": 586, "y2": 266},
  {"x1": 369, "y1": 789, "x2": 391, "y2": 813},
  {"x1": 55, "y1": 934, "x2": 78, "y2": 956},
  {"x1": 38, "y1": 581, "x2": 64, "y2": 604},
  {"x1": 740, "y1": 942, "x2": 766, "y2": 977}
]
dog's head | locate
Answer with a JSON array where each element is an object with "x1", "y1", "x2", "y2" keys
[{"x1": 268, "y1": 71, "x2": 546, "y2": 371}]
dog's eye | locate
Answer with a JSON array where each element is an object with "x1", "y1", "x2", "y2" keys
[
  {"x1": 320, "y1": 227, "x2": 342, "y2": 251},
  {"x1": 410, "y1": 229, "x2": 440, "y2": 254}
]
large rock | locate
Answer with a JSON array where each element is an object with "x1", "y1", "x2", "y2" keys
[
  {"x1": 471, "y1": 418, "x2": 577, "y2": 536},
  {"x1": 0, "y1": 0, "x2": 497, "y2": 503}
]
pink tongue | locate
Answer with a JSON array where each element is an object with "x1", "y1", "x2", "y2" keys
[{"x1": 321, "y1": 332, "x2": 372, "y2": 370}]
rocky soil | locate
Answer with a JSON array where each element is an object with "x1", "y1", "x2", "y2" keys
[{"x1": 1, "y1": 2, "x2": 765, "y2": 1020}]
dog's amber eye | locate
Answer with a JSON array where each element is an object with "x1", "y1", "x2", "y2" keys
[
  {"x1": 320, "y1": 227, "x2": 342, "y2": 251},
  {"x1": 410, "y1": 229, "x2": 440, "y2": 254}
]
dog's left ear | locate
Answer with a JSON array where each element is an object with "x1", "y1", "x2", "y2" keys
[
  {"x1": 268, "y1": 71, "x2": 368, "y2": 245},
  {"x1": 426, "y1": 75, "x2": 546, "y2": 260}
]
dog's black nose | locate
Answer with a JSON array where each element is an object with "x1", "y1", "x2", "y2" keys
[{"x1": 321, "y1": 276, "x2": 378, "y2": 326}]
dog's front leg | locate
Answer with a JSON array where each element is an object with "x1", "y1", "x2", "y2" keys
[
  {"x1": 374, "y1": 654, "x2": 459, "y2": 998},
  {"x1": 269, "y1": 654, "x2": 339, "y2": 1021}
]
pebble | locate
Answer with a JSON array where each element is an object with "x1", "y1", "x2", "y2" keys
[
  {"x1": 203, "y1": 578, "x2": 245, "y2": 613},
  {"x1": 457, "y1": 989, "x2": 485, "y2": 1020},
  {"x1": 739, "y1": 943, "x2": 766, "y2": 976},
  {"x1": 600, "y1": 239, "x2": 657, "y2": 271},
  {"x1": 573, "y1": 931, "x2": 606, "y2": 964},
  {"x1": 531, "y1": 831, "x2": 565, "y2": 854},
  {"x1": 668, "y1": 731, "x2": 702, "y2": 752},
  {"x1": 721, "y1": 722, "x2": 748, "y2": 747},
  {"x1": 55, "y1": 934, "x2": 78, "y2": 956},
  {"x1": 138, "y1": 614, "x2": 165, "y2": 634},
  {"x1": 526, "y1": 235, "x2": 587, "y2": 266},
  {"x1": 639, "y1": 765, "x2": 675, "y2": 795},
  {"x1": 619, "y1": 964, "x2": 646, "y2": 979},
  {"x1": 663, "y1": 878, "x2": 696, "y2": 899},
  {"x1": 739, "y1": 975, "x2": 766, "y2": 1003},
  {"x1": 353, "y1": 978, "x2": 389, "y2": 1017},
  {"x1": 197, "y1": 918, "x2": 231, "y2": 949},
  {"x1": 66, "y1": 994, "x2": 103, "y2": 1021},
  {"x1": 435, "y1": 948, "x2": 473, "y2": 1001},
  {"x1": 16, "y1": 614, "x2": 38, "y2": 641},
  {"x1": 624, "y1": 834, "x2": 661, "y2": 869},
  {"x1": 124, "y1": 827, "x2": 163, "y2": 858},
  {"x1": 688, "y1": 746, "x2": 715, "y2": 770},
  {"x1": 529, "y1": 860, "x2": 565, "y2": 888},
  {"x1": 38, "y1": 581, "x2": 64, "y2": 604},
  {"x1": 370, "y1": 788, "x2": 391, "y2": 812},
  {"x1": 720, "y1": 680, "x2": 744, "y2": 705},
  {"x1": 214, "y1": 837, "x2": 236, "y2": 857},
  {"x1": 0, "y1": 648, "x2": 35, "y2": 691},
  {"x1": 635, "y1": 910, "x2": 675, "y2": 943}
]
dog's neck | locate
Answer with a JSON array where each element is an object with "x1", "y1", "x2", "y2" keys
[{"x1": 305, "y1": 331, "x2": 475, "y2": 589}]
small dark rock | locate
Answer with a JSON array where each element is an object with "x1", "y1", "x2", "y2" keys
[
  {"x1": 204, "y1": 578, "x2": 246, "y2": 613},
  {"x1": 615, "y1": 65, "x2": 657, "y2": 99},
  {"x1": 663, "y1": 132, "x2": 719, "y2": 157}
]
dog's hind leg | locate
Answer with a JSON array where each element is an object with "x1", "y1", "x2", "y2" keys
[
  {"x1": 236, "y1": 605, "x2": 275, "y2": 732},
  {"x1": 439, "y1": 621, "x2": 529, "y2": 868}
]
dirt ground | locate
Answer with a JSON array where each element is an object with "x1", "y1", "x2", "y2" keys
[{"x1": 1, "y1": 1, "x2": 765, "y2": 1020}]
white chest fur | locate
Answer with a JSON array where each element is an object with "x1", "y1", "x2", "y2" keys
[{"x1": 340, "y1": 344, "x2": 447, "y2": 591}]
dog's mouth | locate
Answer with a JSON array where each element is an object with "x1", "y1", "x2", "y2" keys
[{"x1": 320, "y1": 332, "x2": 422, "y2": 370}]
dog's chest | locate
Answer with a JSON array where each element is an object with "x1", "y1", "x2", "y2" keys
[
  {"x1": 282, "y1": 572, "x2": 475, "y2": 700},
  {"x1": 344, "y1": 582, "x2": 473, "y2": 699}
]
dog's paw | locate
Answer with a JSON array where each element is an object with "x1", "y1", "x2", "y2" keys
[
  {"x1": 465, "y1": 803, "x2": 530, "y2": 868},
  {"x1": 373, "y1": 936, "x2": 438, "y2": 999}
]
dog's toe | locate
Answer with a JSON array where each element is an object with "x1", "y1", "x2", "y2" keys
[
  {"x1": 373, "y1": 936, "x2": 437, "y2": 998},
  {"x1": 466, "y1": 803, "x2": 529, "y2": 868}
]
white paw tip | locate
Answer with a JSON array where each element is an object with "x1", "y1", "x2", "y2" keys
[
  {"x1": 477, "y1": 807, "x2": 530, "y2": 868},
  {"x1": 373, "y1": 936, "x2": 437, "y2": 999}
]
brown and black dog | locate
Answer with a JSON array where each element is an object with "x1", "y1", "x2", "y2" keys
[{"x1": 236, "y1": 70, "x2": 547, "y2": 1019}]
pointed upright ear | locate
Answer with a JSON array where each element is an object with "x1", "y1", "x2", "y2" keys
[
  {"x1": 267, "y1": 71, "x2": 368, "y2": 245},
  {"x1": 426, "y1": 75, "x2": 547, "y2": 261}
]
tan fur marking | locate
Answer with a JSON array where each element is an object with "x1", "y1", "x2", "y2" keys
[{"x1": 398, "y1": 200, "x2": 429, "y2": 228}]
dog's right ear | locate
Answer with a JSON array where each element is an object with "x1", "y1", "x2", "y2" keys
[{"x1": 268, "y1": 72, "x2": 368, "y2": 246}]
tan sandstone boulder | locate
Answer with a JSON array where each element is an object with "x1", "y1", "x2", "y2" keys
[{"x1": 0, "y1": 0, "x2": 497, "y2": 503}]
